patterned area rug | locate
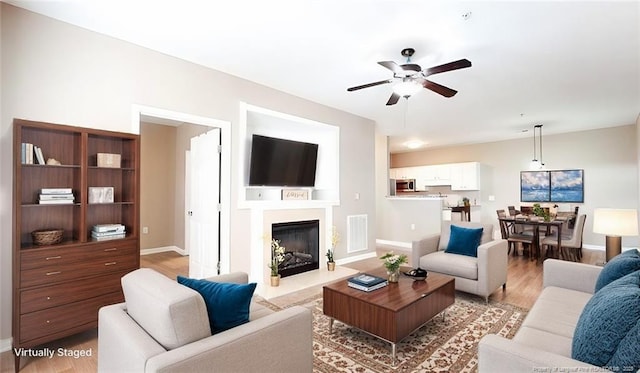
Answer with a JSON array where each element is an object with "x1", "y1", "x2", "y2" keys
[{"x1": 257, "y1": 293, "x2": 528, "y2": 372}]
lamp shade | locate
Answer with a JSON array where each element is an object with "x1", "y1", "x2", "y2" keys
[{"x1": 593, "y1": 208, "x2": 639, "y2": 236}]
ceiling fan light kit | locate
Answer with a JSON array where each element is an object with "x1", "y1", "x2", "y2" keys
[{"x1": 347, "y1": 48, "x2": 472, "y2": 105}]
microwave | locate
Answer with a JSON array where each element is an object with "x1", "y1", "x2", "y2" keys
[{"x1": 396, "y1": 179, "x2": 417, "y2": 192}]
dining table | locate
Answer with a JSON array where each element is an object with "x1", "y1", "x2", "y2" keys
[{"x1": 498, "y1": 217, "x2": 563, "y2": 263}]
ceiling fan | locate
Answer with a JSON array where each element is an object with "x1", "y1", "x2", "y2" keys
[{"x1": 347, "y1": 48, "x2": 472, "y2": 105}]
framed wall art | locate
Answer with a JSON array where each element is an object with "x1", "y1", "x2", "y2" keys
[
  {"x1": 550, "y1": 169, "x2": 584, "y2": 203},
  {"x1": 520, "y1": 169, "x2": 584, "y2": 203},
  {"x1": 520, "y1": 171, "x2": 551, "y2": 202}
]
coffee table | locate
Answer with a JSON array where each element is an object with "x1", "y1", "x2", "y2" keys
[{"x1": 323, "y1": 268, "x2": 455, "y2": 363}]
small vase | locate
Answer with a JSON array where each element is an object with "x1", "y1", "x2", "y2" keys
[
  {"x1": 387, "y1": 269, "x2": 400, "y2": 283},
  {"x1": 327, "y1": 261, "x2": 336, "y2": 271},
  {"x1": 270, "y1": 275, "x2": 280, "y2": 287}
]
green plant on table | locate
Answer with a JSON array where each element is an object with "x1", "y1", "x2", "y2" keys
[{"x1": 380, "y1": 251, "x2": 408, "y2": 273}]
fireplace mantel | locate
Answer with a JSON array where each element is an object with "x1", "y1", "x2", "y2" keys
[{"x1": 248, "y1": 206, "x2": 333, "y2": 286}]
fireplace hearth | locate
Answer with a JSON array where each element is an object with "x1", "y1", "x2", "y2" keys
[{"x1": 272, "y1": 219, "x2": 319, "y2": 278}]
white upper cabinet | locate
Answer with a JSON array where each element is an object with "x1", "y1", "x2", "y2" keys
[
  {"x1": 423, "y1": 164, "x2": 452, "y2": 186},
  {"x1": 392, "y1": 166, "x2": 420, "y2": 180},
  {"x1": 450, "y1": 162, "x2": 480, "y2": 190}
]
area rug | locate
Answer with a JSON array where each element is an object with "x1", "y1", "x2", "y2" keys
[{"x1": 257, "y1": 293, "x2": 528, "y2": 373}]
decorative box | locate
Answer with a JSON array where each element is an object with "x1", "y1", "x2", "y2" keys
[{"x1": 97, "y1": 153, "x2": 121, "y2": 168}]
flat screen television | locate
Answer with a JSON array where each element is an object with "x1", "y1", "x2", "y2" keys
[{"x1": 248, "y1": 134, "x2": 319, "y2": 187}]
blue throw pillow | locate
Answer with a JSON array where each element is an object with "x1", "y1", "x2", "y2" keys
[
  {"x1": 572, "y1": 270, "x2": 640, "y2": 370},
  {"x1": 444, "y1": 225, "x2": 483, "y2": 257},
  {"x1": 177, "y1": 276, "x2": 257, "y2": 334},
  {"x1": 595, "y1": 249, "x2": 640, "y2": 292}
]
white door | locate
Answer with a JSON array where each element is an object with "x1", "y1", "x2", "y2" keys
[{"x1": 188, "y1": 128, "x2": 221, "y2": 278}]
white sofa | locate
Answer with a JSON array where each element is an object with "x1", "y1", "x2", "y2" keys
[
  {"x1": 410, "y1": 221, "x2": 508, "y2": 302},
  {"x1": 98, "y1": 268, "x2": 313, "y2": 373},
  {"x1": 478, "y1": 259, "x2": 603, "y2": 372}
]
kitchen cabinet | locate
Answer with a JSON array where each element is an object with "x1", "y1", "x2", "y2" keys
[
  {"x1": 391, "y1": 166, "x2": 420, "y2": 180},
  {"x1": 423, "y1": 164, "x2": 451, "y2": 186},
  {"x1": 450, "y1": 162, "x2": 480, "y2": 190}
]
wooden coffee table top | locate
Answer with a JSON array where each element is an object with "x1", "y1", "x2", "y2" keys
[{"x1": 323, "y1": 267, "x2": 455, "y2": 312}]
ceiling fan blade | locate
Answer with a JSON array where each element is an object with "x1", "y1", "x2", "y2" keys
[
  {"x1": 378, "y1": 61, "x2": 404, "y2": 74},
  {"x1": 386, "y1": 92, "x2": 401, "y2": 106},
  {"x1": 347, "y1": 79, "x2": 392, "y2": 92},
  {"x1": 422, "y1": 79, "x2": 458, "y2": 98},
  {"x1": 424, "y1": 59, "x2": 472, "y2": 76}
]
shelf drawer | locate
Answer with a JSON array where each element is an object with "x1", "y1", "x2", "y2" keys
[
  {"x1": 20, "y1": 240, "x2": 137, "y2": 270},
  {"x1": 20, "y1": 271, "x2": 128, "y2": 314},
  {"x1": 19, "y1": 291, "x2": 123, "y2": 344},
  {"x1": 21, "y1": 251, "x2": 137, "y2": 288}
]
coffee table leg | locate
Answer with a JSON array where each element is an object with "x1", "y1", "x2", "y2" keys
[
  {"x1": 391, "y1": 343, "x2": 397, "y2": 365},
  {"x1": 442, "y1": 310, "x2": 446, "y2": 322},
  {"x1": 329, "y1": 317, "x2": 334, "y2": 334}
]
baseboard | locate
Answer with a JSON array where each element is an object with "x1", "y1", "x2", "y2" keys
[
  {"x1": 0, "y1": 337, "x2": 12, "y2": 353},
  {"x1": 376, "y1": 239, "x2": 412, "y2": 249},
  {"x1": 336, "y1": 251, "x2": 377, "y2": 265},
  {"x1": 140, "y1": 246, "x2": 186, "y2": 256}
]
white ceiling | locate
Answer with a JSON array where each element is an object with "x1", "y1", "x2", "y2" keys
[{"x1": 8, "y1": 0, "x2": 640, "y2": 153}]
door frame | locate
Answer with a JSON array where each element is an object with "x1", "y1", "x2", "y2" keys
[{"x1": 131, "y1": 104, "x2": 231, "y2": 274}]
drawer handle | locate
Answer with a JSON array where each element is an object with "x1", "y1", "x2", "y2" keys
[
  {"x1": 104, "y1": 248, "x2": 117, "y2": 252},
  {"x1": 104, "y1": 262, "x2": 117, "y2": 266},
  {"x1": 46, "y1": 271, "x2": 61, "y2": 276},
  {"x1": 46, "y1": 320, "x2": 50, "y2": 324},
  {"x1": 45, "y1": 256, "x2": 62, "y2": 260},
  {"x1": 46, "y1": 296, "x2": 51, "y2": 300}
]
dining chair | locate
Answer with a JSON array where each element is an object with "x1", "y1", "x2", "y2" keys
[
  {"x1": 541, "y1": 214, "x2": 587, "y2": 261},
  {"x1": 507, "y1": 206, "x2": 520, "y2": 217},
  {"x1": 498, "y1": 218, "x2": 535, "y2": 258}
]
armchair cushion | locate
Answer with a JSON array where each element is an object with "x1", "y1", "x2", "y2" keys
[
  {"x1": 445, "y1": 225, "x2": 483, "y2": 257},
  {"x1": 594, "y1": 248, "x2": 640, "y2": 292},
  {"x1": 177, "y1": 276, "x2": 257, "y2": 334},
  {"x1": 572, "y1": 270, "x2": 640, "y2": 369},
  {"x1": 121, "y1": 268, "x2": 211, "y2": 350}
]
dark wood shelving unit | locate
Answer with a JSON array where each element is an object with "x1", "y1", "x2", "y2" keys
[{"x1": 12, "y1": 119, "x2": 140, "y2": 372}]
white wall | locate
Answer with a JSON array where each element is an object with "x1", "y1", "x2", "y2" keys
[
  {"x1": 0, "y1": 4, "x2": 376, "y2": 345},
  {"x1": 389, "y1": 125, "x2": 639, "y2": 248}
]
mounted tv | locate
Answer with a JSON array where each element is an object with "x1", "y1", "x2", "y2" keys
[{"x1": 248, "y1": 134, "x2": 319, "y2": 187}]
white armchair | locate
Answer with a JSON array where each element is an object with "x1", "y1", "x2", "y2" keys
[{"x1": 411, "y1": 221, "x2": 508, "y2": 302}]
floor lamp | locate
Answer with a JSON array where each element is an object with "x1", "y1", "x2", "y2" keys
[{"x1": 593, "y1": 208, "x2": 639, "y2": 262}]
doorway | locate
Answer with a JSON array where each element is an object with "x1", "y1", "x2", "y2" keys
[{"x1": 132, "y1": 105, "x2": 231, "y2": 277}]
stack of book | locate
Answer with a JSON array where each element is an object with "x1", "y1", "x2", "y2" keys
[
  {"x1": 39, "y1": 188, "x2": 74, "y2": 204},
  {"x1": 92, "y1": 224, "x2": 126, "y2": 240},
  {"x1": 21, "y1": 143, "x2": 46, "y2": 165},
  {"x1": 347, "y1": 273, "x2": 388, "y2": 292}
]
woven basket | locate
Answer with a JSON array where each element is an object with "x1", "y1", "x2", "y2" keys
[{"x1": 32, "y1": 229, "x2": 63, "y2": 246}]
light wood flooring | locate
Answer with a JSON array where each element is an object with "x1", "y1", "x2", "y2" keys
[{"x1": 1, "y1": 247, "x2": 605, "y2": 373}]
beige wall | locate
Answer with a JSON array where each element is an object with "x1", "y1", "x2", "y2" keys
[
  {"x1": 140, "y1": 122, "x2": 177, "y2": 249},
  {"x1": 0, "y1": 4, "x2": 376, "y2": 345},
  {"x1": 388, "y1": 125, "x2": 639, "y2": 248}
]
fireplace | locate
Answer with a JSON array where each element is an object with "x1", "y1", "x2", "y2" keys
[{"x1": 272, "y1": 219, "x2": 319, "y2": 278}]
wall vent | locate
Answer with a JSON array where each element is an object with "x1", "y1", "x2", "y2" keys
[{"x1": 347, "y1": 214, "x2": 368, "y2": 253}]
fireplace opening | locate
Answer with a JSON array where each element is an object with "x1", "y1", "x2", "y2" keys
[{"x1": 272, "y1": 219, "x2": 319, "y2": 278}]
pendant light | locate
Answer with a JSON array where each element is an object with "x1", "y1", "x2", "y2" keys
[
  {"x1": 529, "y1": 124, "x2": 541, "y2": 170},
  {"x1": 529, "y1": 124, "x2": 545, "y2": 170}
]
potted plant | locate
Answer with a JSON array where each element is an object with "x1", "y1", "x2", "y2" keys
[
  {"x1": 532, "y1": 203, "x2": 551, "y2": 222},
  {"x1": 268, "y1": 239, "x2": 286, "y2": 286},
  {"x1": 380, "y1": 251, "x2": 408, "y2": 283},
  {"x1": 326, "y1": 226, "x2": 339, "y2": 271}
]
